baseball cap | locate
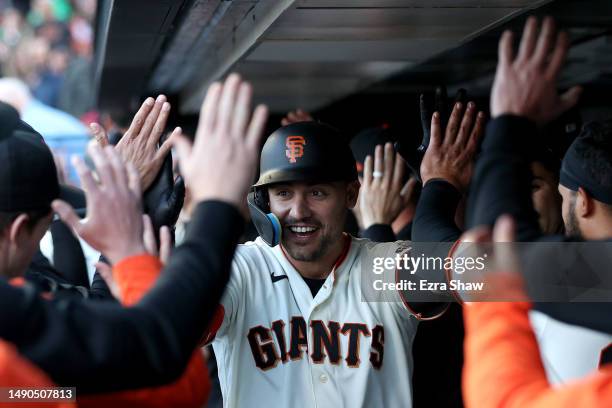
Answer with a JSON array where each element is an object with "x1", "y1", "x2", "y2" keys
[
  {"x1": 349, "y1": 126, "x2": 395, "y2": 177},
  {"x1": 0, "y1": 102, "x2": 60, "y2": 212}
]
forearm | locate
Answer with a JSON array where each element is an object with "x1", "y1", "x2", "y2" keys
[
  {"x1": 0, "y1": 287, "x2": 178, "y2": 391},
  {"x1": 361, "y1": 224, "x2": 396, "y2": 242},
  {"x1": 466, "y1": 116, "x2": 541, "y2": 241},
  {"x1": 138, "y1": 200, "x2": 243, "y2": 351},
  {"x1": 0, "y1": 200, "x2": 243, "y2": 393},
  {"x1": 412, "y1": 179, "x2": 462, "y2": 242}
]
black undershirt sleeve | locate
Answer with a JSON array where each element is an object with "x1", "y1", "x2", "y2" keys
[
  {"x1": 361, "y1": 224, "x2": 396, "y2": 243},
  {"x1": 0, "y1": 200, "x2": 243, "y2": 393},
  {"x1": 466, "y1": 115, "x2": 542, "y2": 241},
  {"x1": 412, "y1": 179, "x2": 462, "y2": 242}
]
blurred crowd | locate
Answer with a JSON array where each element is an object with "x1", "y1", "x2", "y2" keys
[
  {"x1": 0, "y1": 0, "x2": 95, "y2": 115},
  {"x1": 0, "y1": 0, "x2": 95, "y2": 183}
]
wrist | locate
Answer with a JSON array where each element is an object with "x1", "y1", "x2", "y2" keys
[
  {"x1": 423, "y1": 174, "x2": 464, "y2": 192},
  {"x1": 104, "y1": 242, "x2": 148, "y2": 265},
  {"x1": 190, "y1": 186, "x2": 244, "y2": 209},
  {"x1": 361, "y1": 213, "x2": 376, "y2": 230},
  {"x1": 189, "y1": 193, "x2": 247, "y2": 224},
  {"x1": 361, "y1": 213, "x2": 390, "y2": 229}
]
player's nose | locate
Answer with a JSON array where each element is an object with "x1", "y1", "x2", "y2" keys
[{"x1": 288, "y1": 194, "x2": 312, "y2": 220}]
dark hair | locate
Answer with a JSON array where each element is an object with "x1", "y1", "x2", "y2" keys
[
  {"x1": 0, "y1": 208, "x2": 52, "y2": 233},
  {"x1": 533, "y1": 151, "x2": 561, "y2": 177},
  {"x1": 530, "y1": 138, "x2": 562, "y2": 176},
  {"x1": 574, "y1": 120, "x2": 612, "y2": 189}
]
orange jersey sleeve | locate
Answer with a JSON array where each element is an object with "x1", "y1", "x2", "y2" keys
[
  {"x1": 113, "y1": 254, "x2": 164, "y2": 305},
  {"x1": 464, "y1": 297, "x2": 612, "y2": 408},
  {"x1": 79, "y1": 254, "x2": 210, "y2": 408},
  {"x1": 0, "y1": 340, "x2": 75, "y2": 408}
]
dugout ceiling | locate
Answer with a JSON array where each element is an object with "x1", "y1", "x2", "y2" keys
[{"x1": 94, "y1": 0, "x2": 612, "y2": 115}]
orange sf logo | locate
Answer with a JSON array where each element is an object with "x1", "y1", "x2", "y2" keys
[{"x1": 285, "y1": 136, "x2": 306, "y2": 163}]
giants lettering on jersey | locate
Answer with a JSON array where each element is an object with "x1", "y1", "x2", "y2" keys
[{"x1": 247, "y1": 316, "x2": 384, "y2": 371}]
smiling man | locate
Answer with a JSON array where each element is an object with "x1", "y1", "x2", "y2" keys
[{"x1": 203, "y1": 121, "x2": 447, "y2": 408}]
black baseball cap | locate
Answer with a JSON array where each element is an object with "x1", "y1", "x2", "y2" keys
[
  {"x1": 350, "y1": 126, "x2": 395, "y2": 177},
  {"x1": 0, "y1": 102, "x2": 59, "y2": 212}
]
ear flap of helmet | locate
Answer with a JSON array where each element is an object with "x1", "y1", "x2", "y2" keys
[{"x1": 247, "y1": 188, "x2": 281, "y2": 247}]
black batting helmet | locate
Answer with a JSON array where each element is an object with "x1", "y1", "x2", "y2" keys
[
  {"x1": 255, "y1": 121, "x2": 357, "y2": 186},
  {"x1": 248, "y1": 121, "x2": 358, "y2": 246}
]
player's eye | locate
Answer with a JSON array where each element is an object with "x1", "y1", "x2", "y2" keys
[
  {"x1": 310, "y1": 189, "x2": 327, "y2": 198},
  {"x1": 275, "y1": 190, "x2": 291, "y2": 198}
]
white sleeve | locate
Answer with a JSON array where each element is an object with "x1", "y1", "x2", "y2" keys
[{"x1": 212, "y1": 250, "x2": 249, "y2": 339}]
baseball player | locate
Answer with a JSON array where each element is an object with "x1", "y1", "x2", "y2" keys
[{"x1": 205, "y1": 121, "x2": 447, "y2": 407}]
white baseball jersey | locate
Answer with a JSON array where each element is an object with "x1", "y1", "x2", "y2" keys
[
  {"x1": 529, "y1": 310, "x2": 612, "y2": 385},
  {"x1": 210, "y1": 235, "x2": 419, "y2": 408}
]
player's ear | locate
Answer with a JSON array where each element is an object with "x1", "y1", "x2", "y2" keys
[
  {"x1": 9, "y1": 214, "x2": 30, "y2": 246},
  {"x1": 576, "y1": 187, "x2": 594, "y2": 218},
  {"x1": 346, "y1": 180, "x2": 360, "y2": 209}
]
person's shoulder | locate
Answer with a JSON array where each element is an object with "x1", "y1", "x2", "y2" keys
[
  {"x1": 24, "y1": 100, "x2": 88, "y2": 137},
  {"x1": 353, "y1": 236, "x2": 411, "y2": 250},
  {"x1": 236, "y1": 236, "x2": 274, "y2": 256},
  {"x1": 233, "y1": 237, "x2": 279, "y2": 274},
  {"x1": 351, "y1": 236, "x2": 413, "y2": 256}
]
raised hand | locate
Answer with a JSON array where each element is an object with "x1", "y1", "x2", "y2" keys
[
  {"x1": 359, "y1": 142, "x2": 417, "y2": 228},
  {"x1": 92, "y1": 99, "x2": 185, "y2": 231},
  {"x1": 420, "y1": 101, "x2": 486, "y2": 193},
  {"x1": 491, "y1": 16, "x2": 582, "y2": 125},
  {"x1": 396, "y1": 86, "x2": 467, "y2": 183},
  {"x1": 173, "y1": 73, "x2": 268, "y2": 211},
  {"x1": 52, "y1": 142, "x2": 146, "y2": 265},
  {"x1": 90, "y1": 95, "x2": 180, "y2": 190}
]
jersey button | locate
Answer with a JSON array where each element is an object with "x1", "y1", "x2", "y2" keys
[{"x1": 319, "y1": 374, "x2": 329, "y2": 384}]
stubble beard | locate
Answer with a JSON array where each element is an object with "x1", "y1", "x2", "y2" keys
[{"x1": 283, "y1": 229, "x2": 334, "y2": 262}]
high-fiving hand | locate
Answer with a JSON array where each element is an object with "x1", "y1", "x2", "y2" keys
[
  {"x1": 173, "y1": 74, "x2": 268, "y2": 212},
  {"x1": 52, "y1": 143, "x2": 147, "y2": 265},
  {"x1": 420, "y1": 101, "x2": 486, "y2": 192},
  {"x1": 359, "y1": 142, "x2": 417, "y2": 228},
  {"x1": 491, "y1": 16, "x2": 582, "y2": 125},
  {"x1": 90, "y1": 95, "x2": 180, "y2": 190}
]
